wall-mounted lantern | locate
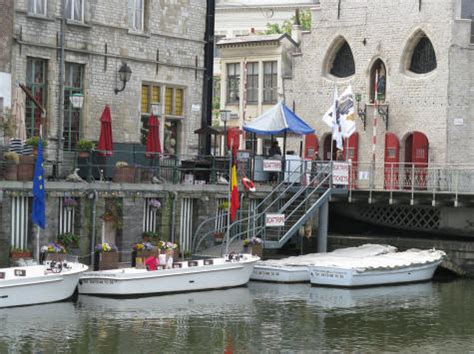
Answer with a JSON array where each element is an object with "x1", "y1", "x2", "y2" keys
[{"x1": 114, "y1": 63, "x2": 132, "y2": 94}]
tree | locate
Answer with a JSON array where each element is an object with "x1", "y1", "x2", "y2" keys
[{"x1": 264, "y1": 9, "x2": 312, "y2": 35}]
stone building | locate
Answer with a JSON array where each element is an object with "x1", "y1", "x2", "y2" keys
[
  {"x1": 284, "y1": 0, "x2": 474, "y2": 165},
  {"x1": 6, "y1": 0, "x2": 207, "y2": 173},
  {"x1": 216, "y1": 33, "x2": 299, "y2": 154}
]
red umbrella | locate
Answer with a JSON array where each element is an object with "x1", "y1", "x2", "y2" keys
[
  {"x1": 145, "y1": 114, "x2": 162, "y2": 158},
  {"x1": 97, "y1": 105, "x2": 113, "y2": 156}
]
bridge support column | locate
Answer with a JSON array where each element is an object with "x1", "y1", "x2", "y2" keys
[{"x1": 317, "y1": 201, "x2": 328, "y2": 253}]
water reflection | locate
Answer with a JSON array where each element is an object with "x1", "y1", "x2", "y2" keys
[{"x1": 0, "y1": 280, "x2": 472, "y2": 352}]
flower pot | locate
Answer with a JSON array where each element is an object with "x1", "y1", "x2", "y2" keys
[
  {"x1": 95, "y1": 252, "x2": 119, "y2": 271},
  {"x1": 78, "y1": 151, "x2": 90, "y2": 158},
  {"x1": 113, "y1": 166, "x2": 135, "y2": 183},
  {"x1": 46, "y1": 253, "x2": 67, "y2": 262},
  {"x1": 249, "y1": 244, "x2": 263, "y2": 258},
  {"x1": 17, "y1": 155, "x2": 35, "y2": 181},
  {"x1": 4, "y1": 163, "x2": 18, "y2": 181}
]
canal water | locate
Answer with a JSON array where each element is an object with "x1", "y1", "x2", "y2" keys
[{"x1": 0, "y1": 279, "x2": 473, "y2": 353}]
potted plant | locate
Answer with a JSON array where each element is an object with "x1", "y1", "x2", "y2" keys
[
  {"x1": 218, "y1": 201, "x2": 229, "y2": 210},
  {"x1": 101, "y1": 198, "x2": 123, "y2": 229},
  {"x1": 57, "y1": 232, "x2": 80, "y2": 252},
  {"x1": 25, "y1": 136, "x2": 48, "y2": 155},
  {"x1": 113, "y1": 161, "x2": 135, "y2": 183},
  {"x1": 94, "y1": 242, "x2": 119, "y2": 271},
  {"x1": 9, "y1": 247, "x2": 32, "y2": 260},
  {"x1": 247, "y1": 236, "x2": 263, "y2": 257},
  {"x1": 142, "y1": 231, "x2": 159, "y2": 243},
  {"x1": 77, "y1": 139, "x2": 95, "y2": 158},
  {"x1": 149, "y1": 199, "x2": 161, "y2": 210},
  {"x1": 214, "y1": 231, "x2": 225, "y2": 243},
  {"x1": 131, "y1": 241, "x2": 155, "y2": 267},
  {"x1": 41, "y1": 242, "x2": 67, "y2": 262},
  {"x1": 3, "y1": 151, "x2": 19, "y2": 181}
]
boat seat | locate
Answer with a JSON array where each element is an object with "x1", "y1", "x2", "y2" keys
[
  {"x1": 188, "y1": 261, "x2": 198, "y2": 267},
  {"x1": 204, "y1": 259, "x2": 213, "y2": 265}
]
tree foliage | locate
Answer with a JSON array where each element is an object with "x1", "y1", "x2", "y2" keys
[{"x1": 264, "y1": 10, "x2": 312, "y2": 35}]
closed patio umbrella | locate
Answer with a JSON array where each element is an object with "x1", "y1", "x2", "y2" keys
[
  {"x1": 97, "y1": 105, "x2": 113, "y2": 156},
  {"x1": 145, "y1": 114, "x2": 162, "y2": 158}
]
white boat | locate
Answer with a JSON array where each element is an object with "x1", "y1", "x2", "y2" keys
[
  {"x1": 251, "y1": 244, "x2": 397, "y2": 283},
  {"x1": 0, "y1": 261, "x2": 88, "y2": 308},
  {"x1": 78, "y1": 254, "x2": 259, "y2": 297},
  {"x1": 308, "y1": 249, "x2": 445, "y2": 288}
]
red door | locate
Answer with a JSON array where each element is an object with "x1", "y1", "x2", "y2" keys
[
  {"x1": 304, "y1": 134, "x2": 318, "y2": 159},
  {"x1": 384, "y1": 132, "x2": 400, "y2": 189},
  {"x1": 405, "y1": 131, "x2": 429, "y2": 189}
]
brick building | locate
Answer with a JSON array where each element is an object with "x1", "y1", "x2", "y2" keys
[
  {"x1": 284, "y1": 0, "x2": 474, "y2": 165},
  {"x1": 7, "y1": 0, "x2": 207, "y2": 175}
]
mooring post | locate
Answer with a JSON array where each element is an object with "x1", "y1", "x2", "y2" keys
[{"x1": 317, "y1": 200, "x2": 329, "y2": 252}]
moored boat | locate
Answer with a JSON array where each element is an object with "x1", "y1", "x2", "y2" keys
[
  {"x1": 308, "y1": 249, "x2": 445, "y2": 288},
  {"x1": 78, "y1": 253, "x2": 259, "y2": 297},
  {"x1": 0, "y1": 261, "x2": 88, "y2": 308},
  {"x1": 251, "y1": 244, "x2": 397, "y2": 283}
]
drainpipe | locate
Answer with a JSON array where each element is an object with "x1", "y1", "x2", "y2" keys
[
  {"x1": 90, "y1": 190, "x2": 98, "y2": 268},
  {"x1": 55, "y1": 4, "x2": 65, "y2": 178},
  {"x1": 171, "y1": 191, "x2": 178, "y2": 243}
]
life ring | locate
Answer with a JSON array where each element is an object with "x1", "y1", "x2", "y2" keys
[{"x1": 242, "y1": 177, "x2": 256, "y2": 192}]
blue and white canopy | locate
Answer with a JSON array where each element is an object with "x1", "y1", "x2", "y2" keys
[{"x1": 243, "y1": 101, "x2": 314, "y2": 135}]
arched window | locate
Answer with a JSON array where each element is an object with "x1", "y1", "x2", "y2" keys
[
  {"x1": 369, "y1": 59, "x2": 387, "y2": 103},
  {"x1": 409, "y1": 36, "x2": 437, "y2": 74},
  {"x1": 330, "y1": 42, "x2": 355, "y2": 78}
]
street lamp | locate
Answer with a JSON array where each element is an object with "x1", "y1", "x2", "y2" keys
[
  {"x1": 70, "y1": 93, "x2": 84, "y2": 109},
  {"x1": 220, "y1": 110, "x2": 230, "y2": 155},
  {"x1": 114, "y1": 62, "x2": 132, "y2": 94}
]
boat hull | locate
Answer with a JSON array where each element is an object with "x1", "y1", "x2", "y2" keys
[
  {"x1": 251, "y1": 265, "x2": 309, "y2": 283},
  {"x1": 0, "y1": 263, "x2": 88, "y2": 308},
  {"x1": 308, "y1": 260, "x2": 442, "y2": 288},
  {"x1": 78, "y1": 255, "x2": 259, "y2": 297}
]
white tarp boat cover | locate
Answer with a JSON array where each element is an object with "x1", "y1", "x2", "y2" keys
[
  {"x1": 257, "y1": 244, "x2": 398, "y2": 268},
  {"x1": 307, "y1": 249, "x2": 446, "y2": 272}
]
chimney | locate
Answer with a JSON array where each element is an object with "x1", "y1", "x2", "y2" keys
[{"x1": 291, "y1": 8, "x2": 302, "y2": 45}]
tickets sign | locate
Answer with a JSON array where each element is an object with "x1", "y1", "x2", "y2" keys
[
  {"x1": 263, "y1": 159, "x2": 282, "y2": 172},
  {"x1": 332, "y1": 162, "x2": 349, "y2": 185},
  {"x1": 265, "y1": 214, "x2": 285, "y2": 227}
]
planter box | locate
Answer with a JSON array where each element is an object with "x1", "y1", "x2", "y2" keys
[
  {"x1": 250, "y1": 244, "x2": 263, "y2": 258},
  {"x1": 4, "y1": 164, "x2": 18, "y2": 181},
  {"x1": 113, "y1": 166, "x2": 135, "y2": 183},
  {"x1": 94, "y1": 252, "x2": 119, "y2": 271},
  {"x1": 17, "y1": 155, "x2": 35, "y2": 181},
  {"x1": 46, "y1": 253, "x2": 67, "y2": 262}
]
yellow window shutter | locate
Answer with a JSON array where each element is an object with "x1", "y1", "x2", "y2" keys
[
  {"x1": 165, "y1": 87, "x2": 173, "y2": 115},
  {"x1": 141, "y1": 85, "x2": 149, "y2": 113},
  {"x1": 175, "y1": 89, "x2": 183, "y2": 116}
]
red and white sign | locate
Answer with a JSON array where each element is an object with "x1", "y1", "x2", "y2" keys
[
  {"x1": 333, "y1": 162, "x2": 349, "y2": 185},
  {"x1": 265, "y1": 214, "x2": 285, "y2": 227},
  {"x1": 263, "y1": 159, "x2": 282, "y2": 172}
]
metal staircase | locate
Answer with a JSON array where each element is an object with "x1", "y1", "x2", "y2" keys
[{"x1": 192, "y1": 161, "x2": 338, "y2": 256}]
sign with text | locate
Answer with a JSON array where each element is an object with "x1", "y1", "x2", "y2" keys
[
  {"x1": 333, "y1": 162, "x2": 349, "y2": 185},
  {"x1": 265, "y1": 213, "x2": 285, "y2": 227},
  {"x1": 263, "y1": 159, "x2": 282, "y2": 172}
]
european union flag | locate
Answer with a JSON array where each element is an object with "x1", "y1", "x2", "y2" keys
[{"x1": 32, "y1": 137, "x2": 45, "y2": 229}]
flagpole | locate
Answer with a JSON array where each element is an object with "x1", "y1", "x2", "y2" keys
[
  {"x1": 225, "y1": 146, "x2": 232, "y2": 255},
  {"x1": 36, "y1": 226, "x2": 40, "y2": 262}
]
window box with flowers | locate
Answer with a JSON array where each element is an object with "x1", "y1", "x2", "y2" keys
[
  {"x1": 41, "y1": 242, "x2": 67, "y2": 262},
  {"x1": 9, "y1": 248, "x2": 33, "y2": 261},
  {"x1": 158, "y1": 241, "x2": 179, "y2": 266},
  {"x1": 113, "y1": 161, "x2": 136, "y2": 183},
  {"x1": 131, "y1": 242, "x2": 155, "y2": 267},
  {"x1": 242, "y1": 237, "x2": 262, "y2": 257},
  {"x1": 63, "y1": 197, "x2": 78, "y2": 211},
  {"x1": 94, "y1": 242, "x2": 119, "y2": 271}
]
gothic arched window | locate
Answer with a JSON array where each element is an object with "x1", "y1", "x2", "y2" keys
[
  {"x1": 409, "y1": 36, "x2": 437, "y2": 74},
  {"x1": 330, "y1": 42, "x2": 355, "y2": 78}
]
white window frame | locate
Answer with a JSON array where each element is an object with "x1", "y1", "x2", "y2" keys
[
  {"x1": 65, "y1": 0, "x2": 84, "y2": 22},
  {"x1": 128, "y1": 0, "x2": 145, "y2": 32},
  {"x1": 28, "y1": 0, "x2": 47, "y2": 16}
]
